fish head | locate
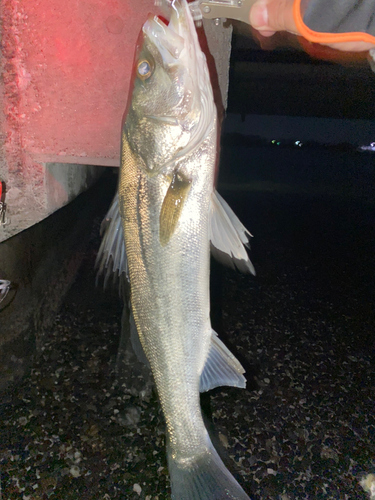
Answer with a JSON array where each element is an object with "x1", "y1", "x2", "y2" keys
[{"x1": 124, "y1": 0, "x2": 215, "y2": 174}]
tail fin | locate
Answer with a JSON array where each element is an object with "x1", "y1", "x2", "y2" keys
[{"x1": 167, "y1": 438, "x2": 251, "y2": 500}]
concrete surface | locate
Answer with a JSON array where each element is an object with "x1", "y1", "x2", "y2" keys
[
  {"x1": 0, "y1": 0, "x2": 155, "y2": 166},
  {"x1": 0, "y1": 0, "x2": 232, "y2": 241},
  {"x1": 0, "y1": 162, "x2": 104, "y2": 242}
]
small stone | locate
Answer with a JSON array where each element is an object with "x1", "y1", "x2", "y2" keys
[
  {"x1": 259, "y1": 449, "x2": 270, "y2": 462},
  {"x1": 219, "y1": 433, "x2": 229, "y2": 448},
  {"x1": 87, "y1": 424, "x2": 99, "y2": 436},
  {"x1": 267, "y1": 468, "x2": 277, "y2": 475},
  {"x1": 70, "y1": 465, "x2": 81, "y2": 478},
  {"x1": 40, "y1": 474, "x2": 57, "y2": 492},
  {"x1": 117, "y1": 406, "x2": 141, "y2": 427},
  {"x1": 348, "y1": 355, "x2": 358, "y2": 362},
  {"x1": 133, "y1": 483, "x2": 142, "y2": 495},
  {"x1": 360, "y1": 473, "x2": 375, "y2": 498},
  {"x1": 320, "y1": 446, "x2": 339, "y2": 463}
]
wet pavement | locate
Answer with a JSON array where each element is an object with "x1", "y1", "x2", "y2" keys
[{"x1": 0, "y1": 152, "x2": 374, "y2": 499}]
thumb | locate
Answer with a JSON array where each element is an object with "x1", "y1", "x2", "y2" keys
[{"x1": 249, "y1": 0, "x2": 299, "y2": 36}]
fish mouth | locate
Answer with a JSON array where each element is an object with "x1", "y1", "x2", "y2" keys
[
  {"x1": 142, "y1": 0, "x2": 207, "y2": 93},
  {"x1": 143, "y1": 6, "x2": 186, "y2": 66},
  {"x1": 142, "y1": 0, "x2": 203, "y2": 68}
]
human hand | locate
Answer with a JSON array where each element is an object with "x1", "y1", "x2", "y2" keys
[{"x1": 249, "y1": 0, "x2": 375, "y2": 52}]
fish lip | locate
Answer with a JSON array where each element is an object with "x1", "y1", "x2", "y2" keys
[
  {"x1": 143, "y1": 3, "x2": 186, "y2": 64},
  {"x1": 144, "y1": 13, "x2": 168, "y2": 35},
  {"x1": 142, "y1": 18, "x2": 178, "y2": 64}
]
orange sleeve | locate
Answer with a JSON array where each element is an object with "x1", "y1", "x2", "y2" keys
[{"x1": 293, "y1": 0, "x2": 375, "y2": 45}]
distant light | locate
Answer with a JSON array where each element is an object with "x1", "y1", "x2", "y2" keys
[{"x1": 358, "y1": 142, "x2": 375, "y2": 152}]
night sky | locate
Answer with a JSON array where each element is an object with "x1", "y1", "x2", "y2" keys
[{"x1": 227, "y1": 30, "x2": 375, "y2": 146}]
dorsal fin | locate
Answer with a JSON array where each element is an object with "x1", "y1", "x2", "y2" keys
[{"x1": 96, "y1": 193, "x2": 128, "y2": 288}]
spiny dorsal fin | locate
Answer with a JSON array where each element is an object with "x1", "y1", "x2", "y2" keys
[{"x1": 96, "y1": 193, "x2": 128, "y2": 288}]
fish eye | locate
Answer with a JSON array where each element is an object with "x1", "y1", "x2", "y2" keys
[{"x1": 137, "y1": 60, "x2": 153, "y2": 80}]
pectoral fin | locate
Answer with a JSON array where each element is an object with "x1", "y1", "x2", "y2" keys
[
  {"x1": 159, "y1": 172, "x2": 191, "y2": 246},
  {"x1": 210, "y1": 190, "x2": 255, "y2": 275},
  {"x1": 200, "y1": 330, "x2": 246, "y2": 392}
]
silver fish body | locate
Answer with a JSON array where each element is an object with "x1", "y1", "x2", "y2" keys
[
  {"x1": 98, "y1": 1, "x2": 254, "y2": 498},
  {"x1": 120, "y1": 118, "x2": 216, "y2": 461}
]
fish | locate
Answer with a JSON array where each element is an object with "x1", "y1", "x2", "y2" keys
[{"x1": 97, "y1": 0, "x2": 255, "y2": 498}]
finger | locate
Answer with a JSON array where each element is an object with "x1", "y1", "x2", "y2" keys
[
  {"x1": 256, "y1": 29, "x2": 277, "y2": 37},
  {"x1": 250, "y1": 0, "x2": 298, "y2": 35}
]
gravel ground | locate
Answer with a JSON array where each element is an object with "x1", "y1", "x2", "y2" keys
[{"x1": 1, "y1": 176, "x2": 374, "y2": 499}]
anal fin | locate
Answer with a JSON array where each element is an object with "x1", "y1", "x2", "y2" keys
[{"x1": 200, "y1": 330, "x2": 246, "y2": 392}]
